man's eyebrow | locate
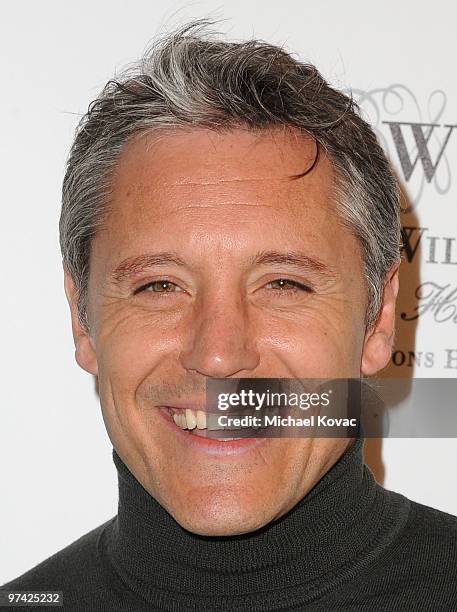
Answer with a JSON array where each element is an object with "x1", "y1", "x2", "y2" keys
[
  {"x1": 111, "y1": 249, "x2": 337, "y2": 284},
  {"x1": 250, "y1": 250, "x2": 337, "y2": 279},
  {"x1": 111, "y1": 252, "x2": 186, "y2": 283}
]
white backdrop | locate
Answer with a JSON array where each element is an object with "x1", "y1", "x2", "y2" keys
[{"x1": 1, "y1": 0, "x2": 456, "y2": 584}]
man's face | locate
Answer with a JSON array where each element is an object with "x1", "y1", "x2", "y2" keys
[{"x1": 66, "y1": 128, "x2": 398, "y2": 535}]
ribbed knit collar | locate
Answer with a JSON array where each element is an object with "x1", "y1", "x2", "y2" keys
[{"x1": 102, "y1": 438, "x2": 409, "y2": 610}]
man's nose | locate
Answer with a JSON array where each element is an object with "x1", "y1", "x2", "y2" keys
[{"x1": 178, "y1": 294, "x2": 260, "y2": 378}]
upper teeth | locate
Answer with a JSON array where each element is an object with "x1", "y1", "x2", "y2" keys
[
  {"x1": 169, "y1": 407, "x2": 273, "y2": 432},
  {"x1": 172, "y1": 408, "x2": 206, "y2": 430}
]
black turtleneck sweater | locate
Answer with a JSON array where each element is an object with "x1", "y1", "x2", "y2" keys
[{"x1": 2, "y1": 438, "x2": 457, "y2": 611}]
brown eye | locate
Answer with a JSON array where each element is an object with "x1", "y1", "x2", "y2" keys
[
  {"x1": 135, "y1": 280, "x2": 181, "y2": 294},
  {"x1": 265, "y1": 278, "x2": 311, "y2": 292}
]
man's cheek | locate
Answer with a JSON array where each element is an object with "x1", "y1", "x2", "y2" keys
[
  {"x1": 97, "y1": 310, "x2": 172, "y2": 364},
  {"x1": 260, "y1": 318, "x2": 352, "y2": 375}
]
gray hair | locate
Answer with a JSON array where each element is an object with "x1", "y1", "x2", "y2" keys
[{"x1": 60, "y1": 20, "x2": 401, "y2": 331}]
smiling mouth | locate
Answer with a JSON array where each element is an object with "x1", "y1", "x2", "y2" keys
[{"x1": 160, "y1": 406, "x2": 265, "y2": 440}]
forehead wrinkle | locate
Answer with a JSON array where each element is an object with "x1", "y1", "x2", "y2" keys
[
  {"x1": 165, "y1": 202, "x2": 277, "y2": 213},
  {"x1": 164, "y1": 175, "x2": 307, "y2": 186}
]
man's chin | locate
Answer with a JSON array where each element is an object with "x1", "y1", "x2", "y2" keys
[
  {"x1": 166, "y1": 490, "x2": 282, "y2": 537},
  {"x1": 174, "y1": 514, "x2": 274, "y2": 537}
]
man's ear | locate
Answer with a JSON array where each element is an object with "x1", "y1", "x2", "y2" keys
[
  {"x1": 361, "y1": 262, "x2": 400, "y2": 376},
  {"x1": 63, "y1": 268, "x2": 98, "y2": 376}
]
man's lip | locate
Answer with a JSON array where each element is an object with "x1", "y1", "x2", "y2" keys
[
  {"x1": 157, "y1": 399, "x2": 207, "y2": 411},
  {"x1": 157, "y1": 406, "x2": 269, "y2": 456}
]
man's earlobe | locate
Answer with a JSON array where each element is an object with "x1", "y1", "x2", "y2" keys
[
  {"x1": 361, "y1": 262, "x2": 400, "y2": 376},
  {"x1": 63, "y1": 268, "x2": 98, "y2": 376}
]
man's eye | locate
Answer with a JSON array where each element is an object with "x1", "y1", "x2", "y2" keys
[
  {"x1": 265, "y1": 278, "x2": 312, "y2": 292},
  {"x1": 135, "y1": 280, "x2": 182, "y2": 294}
]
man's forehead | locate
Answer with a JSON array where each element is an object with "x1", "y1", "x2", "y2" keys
[
  {"x1": 90, "y1": 128, "x2": 360, "y2": 289},
  {"x1": 112, "y1": 127, "x2": 332, "y2": 192}
]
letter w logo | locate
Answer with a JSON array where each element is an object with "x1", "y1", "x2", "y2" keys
[{"x1": 383, "y1": 122, "x2": 456, "y2": 182}]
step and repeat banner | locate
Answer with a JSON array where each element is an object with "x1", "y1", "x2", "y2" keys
[{"x1": 355, "y1": 86, "x2": 456, "y2": 377}]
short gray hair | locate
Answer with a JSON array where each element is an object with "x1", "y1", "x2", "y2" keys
[{"x1": 60, "y1": 20, "x2": 401, "y2": 331}]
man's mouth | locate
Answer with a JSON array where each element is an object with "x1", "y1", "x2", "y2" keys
[
  {"x1": 157, "y1": 406, "x2": 271, "y2": 455},
  {"x1": 160, "y1": 406, "x2": 266, "y2": 441}
]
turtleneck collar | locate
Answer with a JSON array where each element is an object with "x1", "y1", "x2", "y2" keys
[{"x1": 101, "y1": 438, "x2": 409, "y2": 610}]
